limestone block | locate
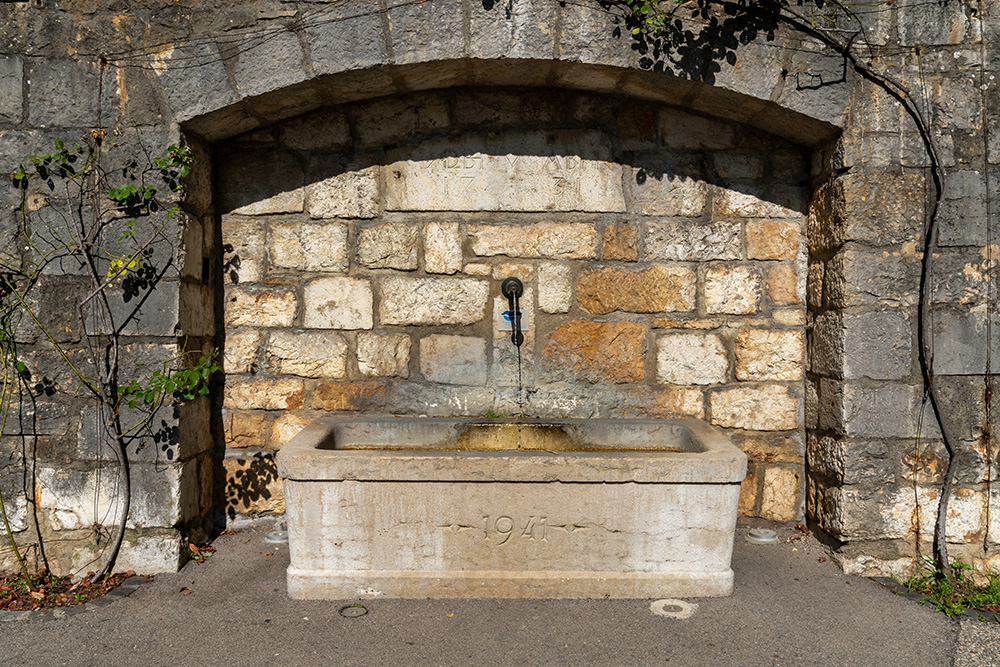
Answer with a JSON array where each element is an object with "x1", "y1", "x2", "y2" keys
[
  {"x1": 303, "y1": 4, "x2": 387, "y2": 75},
  {"x1": 384, "y1": 131, "x2": 624, "y2": 212},
  {"x1": 0, "y1": 56, "x2": 22, "y2": 123},
  {"x1": 739, "y1": 463, "x2": 759, "y2": 515},
  {"x1": 831, "y1": 173, "x2": 925, "y2": 246},
  {"x1": 844, "y1": 311, "x2": 912, "y2": 380},
  {"x1": 817, "y1": 380, "x2": 939, "y2": 439},
  {"x1": 469, "y1": 223, "x2": 598, "y2": 259},
  {"x1": 703, "y1": 266, "x2": 763, "y2": 315},
  {"x1": 107, "y1": 280, "x2": 180, "y2": 336},
  {"x1": 660, "y1": 109, "x2": 735, "y2": 150},
  {"x1": 931, "y1": 308, "x2": 1000, "y2": 375},
  {"x1": 355, "y1": 92, "x2": 450, "y2": 147},
  {"x1": 389, "y1": 383, "x2": 497, "y2": 417},
  {"x1": 543, "y1": 321, "x2": 646, "y2": 384},
  {"x1": 642, "y1": 387, "x2": 705, "y2": 419},
  {"x1": 265, "y1": 331, "x2": 348, "y2": 378},
  {"x1": 225, "y1": 378, "x2": 305, "y2": 411},
  {"x1": 452, "y1": 89, "x2": 563, "y2": 129},
  {"x1": 217, "y1": 149, "x2": 304, "y2": 216},
  {"x1": 225, "y1": 287, "x2": 297, "y2": 328},
  {"x1": 735, "y1": 329, "x2": 804, "y2": 382},
  {"x1": 420, "y1": 335, "x2": 488, "y2": 386},
  {"x1": 714, "y1": 152, "x2": 765, "y2": 180},
  {"x1": 812, "y1": 311, "x2": 912, "y2": 381},
  {"x1": 221, "y1": 217, "x2": 264, "y2": 282},
  {"x1": 224, "y1": 329, "x2": 261, "y2": 374},
  {"x1": 878, "y1": 486, "x2": 986, "y2": 543},
  {"x1": 272, "y1": 413, "x2": 315, "y2": 451},
  {"x1": 714, "y1": 190, "x2": 799, "y2": 218},
  {"x1": 279, "y1": 108, "x2": 351, "y2": 151},
  {"x1": 538, "y1": 264, "x2": 572, "y2": 313},
  {"x1": 808, "y1": 262, "x2": 825, "y2": 309},
  {"x1": 269, "y1": 222, "x2": 348, "y2": 273},
  {"x1": 37, "y1": 464, "x2": 183, "y2": 531},
  {"x1": 304, "y1": 277, "x2": 373, "y2": 330},
  {"x1": 746, "y1": 220, "x2": 801, "y2": 260},
  {"x1": 224, "y1": 411, "x2": 268, "y2": 449},
  {"x1": 28, "y1": 58, "x2": 112, "y2": 128},
  {"x1": 636, "y1": 172, "x2": 708, "y2": 217},
  {"x1": 577, "y1": 266, "x2": 696, "y2": 315},
  {"x1": 491, "y1": 289, "x2": 536, "y2": 388},
  {"x1": 766, "y1": 264, "x2": 802, "y2": 305},
  {"x1": 656, "y1": 333, "x2": 729, "y2": 385},
  {"x1": 358, "y1": 223, "x2": 420, "y2": 270},
  {"x1": 464, "y1": 263, "x2": 491, "y2": 276},
  {"x1": 930, "y1": 247, "x2": 998, "y2": 306},
  {"x1": 733, "y1": 434, "x2": 803, "y2": 465},
  {"x1": 710, "y1": 385, "x2": 799, "y2": 431},
  {"x1": 424, "y1": 222, "x2": 462, "y2": 274},
  {"x1": 468, "y1": 0, "x2": 557, "y2": 60},
  {"x1": 380, "y1": 277, "x2": 488, "y2": 326},
  {"x1": 232, "y1": 29, "x2": 306, "y2": 98},
  {"x1": 652, "y1": 317, "x2": 724, "y2": 330},
  {"x1": 759, "y1": 466, "x2": 801, "y2": 522},
  {"x1": 938, "y1": 171, "x2": 994, "y2": 246},
  {"x1": 114, "y1": 534, "x2": 183, "y2": 575},
  {"x1": 773, "y1": 309, "x2": 806, "y2": 326},
  {"x1": 603, "y1": 223, "x2": 638, "y2": 261},
  {"x1": 491, "y1": 263, "x2": 534, "y2": 282},
  {"x1": 385, "y1": 0, "x2": 464, "y2": 63},
  {"x1": 152, "y1": 41, "x2": 240, "y2": 126},
  {"x1": 357, "y1": 332, "x2": 411, "y2": 378},
  {"x1": 224, "y1": 453, "x2": 283, "y2": 515},
  {"x1": 307, "y1": 166, "x2": 379, "y2": 219},
  {"x1": 558, "y1": 0, "x2": 632, "y2": 68},
  {"x1": 312, "y1": 381, "x2": 387, "y2": 411},
  {"x1": 899, "y1": 0, "x2": 968, "y2": 46},
  {"x1": 644, "y1": 221, "x2": 741, "y2": 261}
]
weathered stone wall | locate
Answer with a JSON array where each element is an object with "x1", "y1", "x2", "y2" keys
[
  {"x1": 217, "y1": 88, "x2": 810, "y2": 523},
  {"x1": 804, "y1": 2, "x2": 1000, "y2": 574},
  {"x1": 0, "y1": 0, "x2": 996, "y2": 576}
]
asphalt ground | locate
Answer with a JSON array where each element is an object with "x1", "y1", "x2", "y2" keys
[{"x1": 3, "y1": 523, "x2": 992, "y2": 667}]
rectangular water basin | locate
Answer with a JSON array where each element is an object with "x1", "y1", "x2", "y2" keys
[{"x1": 277, "y1": 416, "x2": 747, "y2": 599}]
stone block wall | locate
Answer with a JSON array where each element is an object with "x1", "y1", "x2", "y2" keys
[
  {"x1": 217, "y1": 88, "x2": 810, "y2": 522},
  {"x1": 0, "y1": 0, "x2": 996, "y2": 577}
]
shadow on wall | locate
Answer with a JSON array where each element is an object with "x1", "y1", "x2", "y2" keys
[
  {"x1": 224, "y1": 452, "x2": 281, "y2": 519},
  {"x1": 215, "y1": 86, "x2": 810, "y2": 284}
]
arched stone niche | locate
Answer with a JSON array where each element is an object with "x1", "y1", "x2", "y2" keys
[{"x1": 212, "y1": 84, "x2": 819, "y2": 522}]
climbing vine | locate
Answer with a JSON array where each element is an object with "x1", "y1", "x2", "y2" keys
[{"x1": 0, "y1": 131, "x2": 217, "y2": 585}]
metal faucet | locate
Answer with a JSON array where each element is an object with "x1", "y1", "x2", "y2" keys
[{"x1": 501, "y1": 277, "x2": 524, "y2": 348}]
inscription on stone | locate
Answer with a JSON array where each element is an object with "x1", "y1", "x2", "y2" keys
[
  {"x1": 385, "y1": 131, "x2": 625, "y2": 212},
  {"x1": 439, "y1": 514, "x2": 588, "y2": 546}
]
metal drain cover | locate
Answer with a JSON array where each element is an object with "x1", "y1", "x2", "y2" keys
[
  {"x1": 747, "y1": 528, "x2": 778, "y2": 544},
  {"x1": 650, "y1": 598, "x2": 698, "y2": 619},
  {"x1": 339, "y1": 604, "x2": 368, "y2": 618},
  {"x1": 265, "y1": 530, "x2": 288, "y2": 543}
]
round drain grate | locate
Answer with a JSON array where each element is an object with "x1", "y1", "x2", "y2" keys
[
  {"x1": 747, "y1": 528, "x2": 778, "y2": 544},
  {"x1": 339, "y1": 604, "x2": 368, "y2": 618},
  {"x1": 650, "y1": 598, "x2": 698, "y2": 619}
]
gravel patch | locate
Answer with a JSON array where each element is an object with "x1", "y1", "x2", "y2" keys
[{"x1": 954, "y1": 619, "x2": 1000, "y2": 667}]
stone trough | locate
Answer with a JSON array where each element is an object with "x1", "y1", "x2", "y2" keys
[{"x1": 277, "y1": 416, "x2": 747, "y2": 599}]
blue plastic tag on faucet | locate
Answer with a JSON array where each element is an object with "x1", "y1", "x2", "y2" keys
[{"x1": 498, "y1": 308, "x2": 530, "y2": 332}]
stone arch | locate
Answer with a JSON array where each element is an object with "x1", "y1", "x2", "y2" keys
[{"x1": 181, "y1": 24, "x2": 842, "y2": 521}]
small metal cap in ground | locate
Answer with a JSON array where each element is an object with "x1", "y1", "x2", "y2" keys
[{"x1": 747, "y1": 528, "x2": 778, "y2": 544}]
